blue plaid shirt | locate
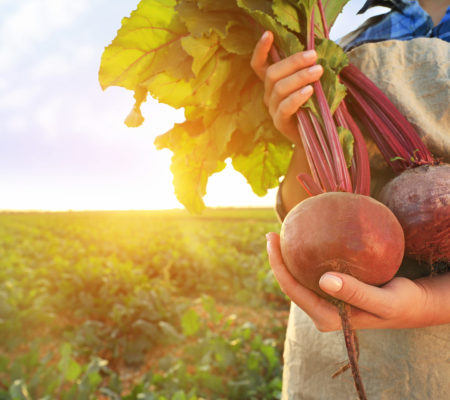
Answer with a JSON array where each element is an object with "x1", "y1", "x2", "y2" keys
[{"x1": 343, "y1": 0, "x2": 450, "y2": 51}]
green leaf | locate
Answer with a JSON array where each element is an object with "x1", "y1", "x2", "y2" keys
[
  {"x1": 317, "y1": 65, "x2": 347, "y2": 115},
  {"x1": 273, "y1": 0, "x2": 300, "y2": 32},
  {"x1": 315, "y1": 38, "x2": 348, "y2": 73},
  {"x1": 177, "y1": 1, "x2": 237, "y2": 38},
  {"x1": 9, "y1": 380, "x2": 31, "y2": 400},
  {"x1": 171, "y1": 391, "x2": 187, "y2": 400},
  {"x1": 237, "y1": 0, "x2": 273, "y2": 15},
  {"x1": 294, "y1": 0, "x2": 350, "y2": 39},
  {"x1": 132, "y1": 319, "x2": 160, "y2": 338},
  {"x1": 144, "y1": 73, "x2": 194, "y2": 110},
  {"x1": 59, "y1": 343, "x2": 72, "y2": 363},
  {"x1": 201, "y1": 295, "x2": 222, "y2": 324},
  {"x1": 181, "y1": 34, "x2": 219, "y2": 76},
  {"x1": 232, "y1": 141, "x2": 292, "y2": 196},
  {"x1": 198, "y1": 0, "x2": 240, "y2": 11},
  {"x1": 296, "y1": 0, "x2": 316, "y2": 37},
  {"x1": 390, "y1": 156, "x2": 406, "y2": 162},
  {"x1": 261, "y1": 343, "x2": 278, "y2": 371},
  {"x1": 321, "y1": 0, "x2": 351, "y2": 32},
  {"x1": 65, "y1": 359, "x2": 82, "y2": 382},
  {"x1": 58, "y1": 343, "x2": 81, "y2": 382},
  {"x1": 170, "y1": 146, "x2": 226, "y2": 213},
  {"x1": 302, "y1": 40, "x2": 348, "y2": 119},
  {"x1": 155, "y1": 113, "x2": 234, "y2": 212},
  {"x1": 124, "y1": 86, "x2": 147, "y2": 127},
  {"x1": 181, "y1": 309, "x2": 201, "y2": 336},
  {"x1": 190, "y1": 51, "x2": 232, "y2": 109},
  {"x1": 220, "y1": 25, "x2": 258, "y2": 55},
  {"x1": 337, "y1": 126, "x2": 354, "y2": 168},
  {"x1": 99, "y1": 0, "x2": 189, "y2": 91},
  {"x1": 207, "y1": 112, "x2": 237, "y2": 154},
  {"x1": 147, "y1": 50, "x2": 231, "y2": 112},
  {"x1": 158, "y1": 321, "x2": 181, "y2": 340},
  {"x1": 237, "y1": 0, "x2": 303, "y2": 56}
]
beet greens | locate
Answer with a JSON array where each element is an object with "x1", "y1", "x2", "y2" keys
[{"x1": 99, "y1": 0, "x2": 355, "y2": 213}]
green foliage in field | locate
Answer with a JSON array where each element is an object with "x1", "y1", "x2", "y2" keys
[{"x1": 0, "y1": 210, "x2": 287, "y2": 399}]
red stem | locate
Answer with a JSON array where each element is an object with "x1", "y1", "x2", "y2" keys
[
  {"x1": 297, "y1": 173, "x2": 323, "y2": 196},
  {"x1": 340, "y1": 64, "x2": 435, "y2": 167},
  {"x1": 317, "y1": 0, "x2": 330, "y2": 38},
  {"x1": 296, "y1": 110, "x2": 336, "y2": 192},
  {"x1": 308, "y1": 111, "x2": 336, "y2": 176},
  {"x1": 345, "y1": 82, "x2": 412, "y2": 172},
  {"x1": 308, "y1": 8, "x2": 353, "y2": 192},
  {"x1": 272, "y1": 45, "x2": 336, "y2": 193},
  {"x1": 335, "y1": 102, "x2": 371, "y2": 195}
]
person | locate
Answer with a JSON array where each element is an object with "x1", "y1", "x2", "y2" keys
[{"x1": 250, "y1": 0, "x2": 450, "y2": 398}]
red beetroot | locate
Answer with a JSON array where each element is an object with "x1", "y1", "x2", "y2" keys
[
  {"x1": 379, "y1": 164, "x2": 450, "y2": 264},
  {"x1": 340, "y1": 63, "x2": 448, "y2": 266},
  {"x1": 280, "y1": 192, "x2": 405, "y2": 298}
]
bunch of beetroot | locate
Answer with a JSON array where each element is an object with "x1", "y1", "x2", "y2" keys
[
  {"x1": 272, "y1": 1, "x2": 448, "y2": 399},
  {"x1": 340, "y1": 65, "x2": 449, "y2": 267}
]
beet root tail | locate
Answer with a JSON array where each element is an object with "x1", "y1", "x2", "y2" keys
[{"x1": 338, "y1": 302, "x2": 368, "y2": 400}]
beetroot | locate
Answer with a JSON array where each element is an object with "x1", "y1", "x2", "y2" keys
[
  {"x1": 280, "y1": 192, "x2": 405, "y2": 298},
  {"x1": 340, "y1": 63, "x2": 448, "y2": 267},
  {"x1": 280, "y1": 192, "x2": 405, "y2": 400},
  {"x1": 379, "y1": 164, "x2": 450, "y2": 264}
]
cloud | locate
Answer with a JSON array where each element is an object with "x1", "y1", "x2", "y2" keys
[
  {"x1": 34, "y1": 97, "x2": 64, "y2": 141},
  {"x1": 0, "y1": 0, "x2": 92, "y2": 73},
  {"x1": 30, "y1": 45, "x2": 96, "y2": 80},
  {"x1": 1, "y1": 0, "x2": 91, "y2": 45},
  {"x1": 4, "y1": 113, "x2": 31, "y2": 134},
  {"x1": 0, "y1": 86, "x2": 40, "y2": 109}
]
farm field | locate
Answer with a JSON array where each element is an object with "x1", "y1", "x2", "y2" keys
[{"x1": 0, "y1": 209, "x2": 289, "y2": 399}]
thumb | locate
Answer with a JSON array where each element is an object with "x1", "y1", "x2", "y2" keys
[
  {"x1": 250, "y1": 31, "x2": 273, "y2": 80},
  {"x1": 318, "y1": 272, "x2": 391, "y2": 316}
]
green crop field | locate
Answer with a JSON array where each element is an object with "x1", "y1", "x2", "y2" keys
[{"x1": 0, "y1": 209, "x2": 290, "y2": 400}]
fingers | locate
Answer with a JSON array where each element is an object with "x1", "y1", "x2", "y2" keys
[
  {"x1": 251, "y1": 32, "x2": 324, "y2": 140},
  {"x1": 268, "y1": 63, "x2": 322, "y2": 128},
  {"x1": 271, "y1": 85, "x2": 312, "y2": 133},
  {"x1": 318, "y1": 273, "x2": 395, "y2": 318},
  {"x1": 266, "y1": 233, "x2": 339, "y2": 330},
  {"x1": 250, "y1": 31, "x2": 273, "y2": 80},
  {"x1": 264, "y1": 50, "x2": 322, "y2": 138},
  {"x1": 266, "y1": 232, "x2": 305, "y2": 298},
  {"x1": 267, "y1": 64, "x2": 323, "y2": 111},
  {"x1": 265, "y1": 52, "x2": 321, "y2": 105}
]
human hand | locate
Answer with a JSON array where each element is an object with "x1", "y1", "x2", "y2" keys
[
  {"x1": 250, "y1": 31, "x2": 324, "y2": 144},
  {"x1": 266, "y1": 232, "x2": 440, "y2": 331}
]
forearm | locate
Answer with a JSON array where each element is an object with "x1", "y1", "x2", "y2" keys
[
  {"x1": 415, "y1": 272, "x2": 450, "y2": 327},
  {"x1": 281, "y1": 146, "x2": 311, "y2": 214}
]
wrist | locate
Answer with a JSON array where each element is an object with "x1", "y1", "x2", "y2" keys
[{"x1": 414, "y1": 272, "x2": 450, "y2": 327}]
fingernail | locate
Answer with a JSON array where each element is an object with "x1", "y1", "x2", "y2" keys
[
  {"x1": 319, "y1": 273, "x2": 343, "y2": 292},
  {"x1": 299, "y1": 85, "x2": 313, "y2": 95},
  {"x1": 266, "y1": 233, "x2": 272, "y2": 241},
  {"x1": 303, "y1": 50, "x2": 316, "y2": 60},
  {"x1": 261, "y1": 31, "x2": 270, "y2": 41},
  {"x1": 308, "y1": 64, "x2": 323, "y2": 74}
]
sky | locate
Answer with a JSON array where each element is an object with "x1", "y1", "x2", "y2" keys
[{"x1": 0, "y1": 0, "x2": 387, "y2": 211}]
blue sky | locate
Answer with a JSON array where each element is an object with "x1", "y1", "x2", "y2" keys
[{"x1": 0, "y1": 0, "x2": 386, "y2": 211}]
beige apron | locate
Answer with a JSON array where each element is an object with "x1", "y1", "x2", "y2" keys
[{"x1": 282, "y1": 38, "x2": 450, "y2": 400}]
